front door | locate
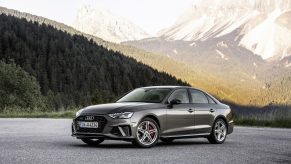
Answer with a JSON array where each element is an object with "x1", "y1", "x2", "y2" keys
[{"x1": 164, "y1": 89, "x2": 195, "y2": 136}]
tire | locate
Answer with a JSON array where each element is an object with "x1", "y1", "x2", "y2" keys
[
  {"x1": 208, "y1": 118, "x2": 227, "y2": 144},
  {"x1": 81, "y1": 138, "x2": 104, "y2": 146},
  {"x1": 160, "y1": 138, "x2": 174, "y2": 143},
  {"x1": 133, "y1": 117, "x2": 160, "y2": 148}
]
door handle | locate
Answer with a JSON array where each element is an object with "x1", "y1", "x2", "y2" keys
[
  {"x1": 209, "y1": 109, "x2": 215, "y2": 113},
  {"x1": 188, "y1": 109, "x2": 194, "y2": 113}
]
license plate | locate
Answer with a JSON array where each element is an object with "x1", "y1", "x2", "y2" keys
[{"x1": 79, "y1": 122, "x2": 99, "y2": 128}]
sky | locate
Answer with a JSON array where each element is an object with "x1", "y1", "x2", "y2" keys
[{"x1": 0, "y1": 0, "x2": 198, "y2": 35}]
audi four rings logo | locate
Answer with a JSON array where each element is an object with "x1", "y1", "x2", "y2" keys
[{"x1": 85, "y1": 116, "x2": 94, "y2": 121}]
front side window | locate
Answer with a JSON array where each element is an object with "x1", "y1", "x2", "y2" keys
[
  {"x1": 189, "y1": 89, "x2": 208, "y2": 104},
  {"x1": 168, "y1": 89, "x2": 189, "y2": 103},
  {"x1": 117, "y1": 88, "x2": 172, "y2": 103}
]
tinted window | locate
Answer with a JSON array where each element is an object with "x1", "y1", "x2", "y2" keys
[
  {"x1": 206, "y1": 95, "x2": 216, "y2": 104},
  {"x1": 117, "y1": 88, "x2": 171, "y2": 103},
  {"x1": 168, "y1": 89, "x2": 189, "y2": 103},
  {"x1": 189, "y1": 89, "x2": 208, "y2": 104}
]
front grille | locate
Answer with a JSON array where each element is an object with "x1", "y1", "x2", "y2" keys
[{"x1": 74, "y1": 116, "x2": 107, "y2": 133}]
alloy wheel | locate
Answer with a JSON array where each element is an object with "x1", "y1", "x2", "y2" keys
[
  {"x1": 214, "y1": 120, "x2": 227, "y2": 142},
  {"x1": 136, "y1": 120, "x2": 158, "y2": 146}
]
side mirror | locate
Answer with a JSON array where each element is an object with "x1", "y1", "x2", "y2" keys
[{"x1": 168, "y1": 99, "x2": 181, "y2": 108}]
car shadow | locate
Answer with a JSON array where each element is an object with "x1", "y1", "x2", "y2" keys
[
  {"x1": 157, "y1": 140, "x2": 209, "y2": 147},
  {"x1": 69, "y1": 139, "x2": 210, "y2": 149}
]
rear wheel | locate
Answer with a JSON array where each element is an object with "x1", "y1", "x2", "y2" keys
[
  {"x1": 81, "y1": 138, "x2": 104, "y2": 146},
  {"x1": 160, "y1": 138, "x2": 174, "y2": 143},
  {"x1": 208, "y1": 118, "x2": 227, "y2": 144},
  {"x1": 133, "y1": 118, "x2": 160, "y2": 148}
]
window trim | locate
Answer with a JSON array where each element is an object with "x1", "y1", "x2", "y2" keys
[{"x1": 205, "y1": 94, "x2": 217, "y2": 104}]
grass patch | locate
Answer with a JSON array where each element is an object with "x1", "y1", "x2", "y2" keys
[
  {"x1": 235, "y1": 117, "x2": 291, "y2": 128},
  {"x1": 0, "y1": 110, "x2": 76, "y2": 118}
]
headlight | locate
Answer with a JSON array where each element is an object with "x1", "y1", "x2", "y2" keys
[
  {"x1": 108, "y1": 112, "x2": 133, "y2": 119},
  {"x1": 76, "y1": 109, "x2": 84, "y2": 117}
]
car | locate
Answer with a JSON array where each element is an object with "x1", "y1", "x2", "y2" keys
[{"x1": 72, "y1": 86, "x2": 234, "y2": 148}]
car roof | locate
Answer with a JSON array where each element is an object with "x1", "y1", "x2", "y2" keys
[{"x1": 141, "y1": 86, "x2": 193, "y2": 89}]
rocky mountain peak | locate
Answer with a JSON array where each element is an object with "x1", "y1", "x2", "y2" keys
[
  {"x1": 73, "y1": 5, "x2": 151, "y2": 43},
  {"x1": 159, "y1": 0, "x2": 291, "y2": 60}
]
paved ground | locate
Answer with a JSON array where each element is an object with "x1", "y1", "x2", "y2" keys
[{"x1": 0, "y1": 119, "x2": 290, "y2": 164}]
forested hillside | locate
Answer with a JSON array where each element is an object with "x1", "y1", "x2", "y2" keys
[
  {"x1": 0, "y1": 7, "x2": 290, "y2": 121},
  {"x1": 0, "y1": 14, "x2": 187, "y2": 111},
  {"x1": 0, "y1": 6, "x2": 253, "y2": 105},
  {"x1": 0, "y1": 61, "x2": 45, "y2": 111}
]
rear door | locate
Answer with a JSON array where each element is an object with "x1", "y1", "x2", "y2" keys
[
  {"x1": 188, "y1": 89, "x2": 216, "y2": 134},
  {"x1": 164, "y1": 89, "x2": 195, "y2": 136}
]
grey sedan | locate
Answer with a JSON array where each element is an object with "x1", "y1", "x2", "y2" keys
[{"x1": 72, "y1": 86, "x2": 234, "y2": 148}]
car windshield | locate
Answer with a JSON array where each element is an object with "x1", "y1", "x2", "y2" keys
[{"x1": 117, "y1": 88, "x2": 172, "y2": 103}]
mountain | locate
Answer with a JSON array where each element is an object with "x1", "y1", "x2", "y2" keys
[
  {"x1": 124, "y1": 0, "x2": 291, "y2": 106},
  {"x1": 124, "y1": 38, "x2": 266, "y2": 104},
  {"x1": 73, "y1": 5, "x2": 151, "y2": 43},
  {"x1": 1, "y1": 6, "x2": 290, "y2": 114},
  {"x1": 158, "y1": 0, "x2": 291, "y2": 60},
  {"x1": 0, "y1": 13, "x2": 187, "y2": 111},
  {"x1": 0, "y1": 7, "x2": 196, "y2": 84}
]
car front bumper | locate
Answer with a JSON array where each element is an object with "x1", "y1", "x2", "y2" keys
[{"x1": 71, "y1": 115, "x2": 137, "y2": 140}]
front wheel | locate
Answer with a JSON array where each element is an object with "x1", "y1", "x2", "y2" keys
[
  {"x1": 133, "y1": 118, "x2": 160, "y2": 148},
  {"x1": 208, "y1": 118, "x2": 227, "y2": 144},
  {"x1": 81, "y1": 138, "x2": 104, "y2": 146}
]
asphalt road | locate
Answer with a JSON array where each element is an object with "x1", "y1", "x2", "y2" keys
[{"x1": 0, "y1": 119, "x2": 290, "y2": 164}]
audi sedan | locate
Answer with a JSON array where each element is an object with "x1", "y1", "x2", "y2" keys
[{"x1": 72, "y1": 86, "x2": 234, "y2": 148}]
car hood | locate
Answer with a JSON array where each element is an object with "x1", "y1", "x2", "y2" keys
[{"x1": 80, "y1": 102, "x2": 162, "y2": 115}]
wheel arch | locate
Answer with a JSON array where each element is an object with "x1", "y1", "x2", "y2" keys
[
  {"x1": 214, "y1": 115, "x2": 228, "y2": 129},
  {"x1": 142, "y1": 114, "x2": 161, "y2": 128}
]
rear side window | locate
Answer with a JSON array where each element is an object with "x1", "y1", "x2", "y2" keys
[
  {"x1": 206, "y1": 95, "x2": 216, "y2": 104},
  {"x1": 189, "y1": 89, "x2": 208, "y2": 104}
]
